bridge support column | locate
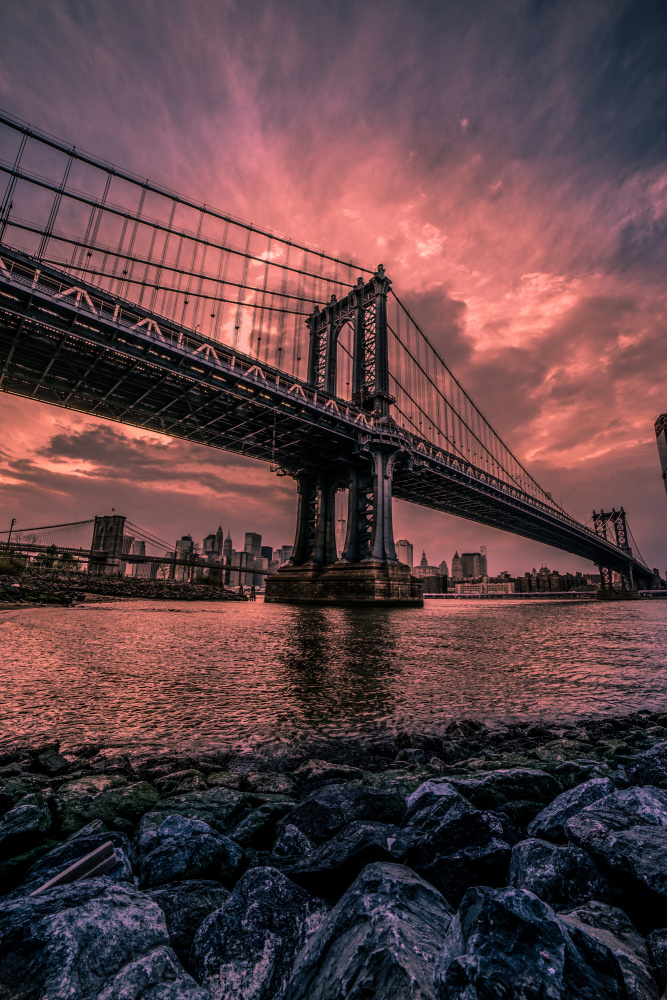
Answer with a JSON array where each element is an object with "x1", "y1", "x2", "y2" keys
[
  {"x1": 265, "y1": 445, "x2": 422, "y2": 606},
  {"x1": 88, "y1": 515, "x2": 126, "y2": 576}
]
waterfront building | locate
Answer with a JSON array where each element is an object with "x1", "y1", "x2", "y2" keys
[
  {"x1": 396, "y1": 539, "x2": 413, "y2": 569},
  {"x1": 455, "y1": 579, "x2": 515, "y2": 595},
  {"x1": 244, "y1": 532, "x2": 262, "y2": 558}
]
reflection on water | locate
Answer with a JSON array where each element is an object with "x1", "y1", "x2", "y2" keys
[{"x1": 1, "y1": 599, "x2": 667, "y2": 754}]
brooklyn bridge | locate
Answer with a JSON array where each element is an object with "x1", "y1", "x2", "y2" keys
[{"x1": 0, "y1": 110, "x2": 662, "y2": 604}]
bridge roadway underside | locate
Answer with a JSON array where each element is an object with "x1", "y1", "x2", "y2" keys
[{"x1": 0, "y1": 253, "x2": 649, "y2": 580}]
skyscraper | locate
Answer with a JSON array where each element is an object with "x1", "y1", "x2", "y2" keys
[
  {"x1": 451, "y1": 551, "x2": 463, "y2": 580},
  {"x1": 223, "y1": 531, "x2": 233, "y2": 559},
  {"x1": 396, "y1": 539, "x2": 413, "y2": 569},
  {"x1": 244, "y1": 532, "x2": 262, "y2": 558}
]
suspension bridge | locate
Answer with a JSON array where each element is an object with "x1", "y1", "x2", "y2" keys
[{"x1": 0, "y1": 109, "x2": 661, "y2": 604}]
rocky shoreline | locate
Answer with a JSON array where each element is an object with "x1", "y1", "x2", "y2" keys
[
  {"x1": 0, "y1": 573, "x2": 247, "y2": 606},
  {"x1": 3, "y1": 712, "x2": 667, "y2": 997}
]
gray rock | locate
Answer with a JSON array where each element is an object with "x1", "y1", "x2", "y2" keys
[
  {"x1": 32, "y1": 748, "x2": 70, "y2": 777},
  {"x1": 630, "y1": 742, "x2": 667, "y2": 789},
  {"x1": 528, "y1": 777, "x2": 615, "y2": 841},
  {"x1": 137, "y1": 815, "x2": 242, "y2": 889},
  {"x1": 54, "y1": 774, "x2": 160, "y2": 835},
  {"x1": 566, "y1": 786, "x2": 667, "y2": 851},
  {"x1": 448, "y1": 767, "x2": 561, "y2": 811},
  {"x1": 594, "y1": 826, "x2": 667, "y2": 914},
  {"x1": 146, "y1": 879, "x2": 231, "y2": 965},
  {"x1": 508, "y1": 837, "x2": 617, "y2": 908},
  {"x1": 435, "y1": 886, "x2": 629, "y2": 999},
  {"x1": 277, "y1": 821, "x2": 409, "y2": 897},
  {"x1": 402, "y1": 780, "x2": 517, "y2": 905},
  {"x1": 137, "y1": 786, "x2": 249, "y2": 837},
  {"x1": 229, "y1": 801, "x2": 294, "y2": 848},
  {"x1": 272, "y1": 824, "x2": 312, "y2": 859},
  {"x1": 647, "y1": 927, "x2": 667, "y2": 991},
  {"x1": 18, "y1": 821, "x2": 133, "y2": 895},
  {"x1": 286, "y1": 782, "x2": 405, "y2": 843},
  {"x1": 559, "y1": 901, "x2": 658, "y2": 1000},
  {"x1": 0, "y1": 877, "x2": 208, "y2": 998},
  {"x1": 191, "y1": 866, "x2": 324, "y2": 1000},
  {"x1": 0, "y1": 791, "x2": 52, "y2": 853},
  {"x1": 286, "y1": 862, "x2": 453, "y2": 1000}
]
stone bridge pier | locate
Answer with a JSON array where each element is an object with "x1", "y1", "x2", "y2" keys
[{"x1": 265, "y1": 266, "x2": 422, "y2": 606}]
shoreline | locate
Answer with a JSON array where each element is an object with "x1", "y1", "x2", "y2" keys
[{"x1": 3, "y1": 709, "x2": 667, "y2": 995}]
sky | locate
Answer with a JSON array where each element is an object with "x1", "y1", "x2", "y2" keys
[{"x1": 0, "y1": 0, "x2": 666, "y2": 575}]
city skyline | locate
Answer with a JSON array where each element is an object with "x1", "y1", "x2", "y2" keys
[{"x1": 0, "y1": 1, "x2": 666, "y2": 577}]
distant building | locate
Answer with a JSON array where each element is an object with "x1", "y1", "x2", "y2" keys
[
  {"x1": 461, "y1": 552, "x2": 486, "y2": 579},
  {"x1": 174, "y1": 535, "x2": 194, "y2": 582},
  {"x1": 244, "y1": 532, "x2": 262, "y2": 558},
  {"x1": 438, "y1": 559, "x2": 449, "y2": 577},
  {"x1": 261, "y1": 545, "x2": 273, "y2": 563},
  {"x1": 451, "y1": 551, "x2": 463, "y2": 581},
  {"x1": 223, "y1": 531, "x2": 233, "y2": 559},
  {"x1": 396, "y1": 539, "x2": 413, "y2": 569},
  {"x1": 455, "y1": 579, "x2": 514, "y2": 595},
  {"x1": 131, "y1": 539, "x2": 151, "y2": 579},
  {"x1": 278, "y1": 545, "x2": 293, "y2": 565},
  {"x1": 413, "y1": 551, "x2": 447, "y2": 593}
]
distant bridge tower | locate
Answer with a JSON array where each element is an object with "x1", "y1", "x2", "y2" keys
[
  {"x1": 89, "y1": 515, "x2": 126, "y2": 576},
  {"x1": 265, "y1": 266, "x2": 422, "y2": 605},
  {"x1": 592, "y1": 508, "x2": 633, "y2": 591},
  {"x1": 656, "y1": 415, "x2": 667, "y2": 502}
]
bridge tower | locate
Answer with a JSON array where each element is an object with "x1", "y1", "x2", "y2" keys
[
  {"x1": 592, "y1": 508, "x2": 634, "y2": 591},
  {"x1": 265, "y1": 266, "x2": 422, "y2": 605},
  {"x1": 88, "y1": 515, "x2": 126, "y2": 576},
  {"x1": 656, "y1": 415, "x2": 667, "y2": 503}
]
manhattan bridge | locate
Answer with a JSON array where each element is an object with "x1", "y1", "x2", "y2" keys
[{"x1": 0, "y1": 110, "x2": 661, "y2": 604}]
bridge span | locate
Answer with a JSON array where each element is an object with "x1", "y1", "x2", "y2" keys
[{"x1": 0, "y1": 111, "x2": 661, "y2": 602}]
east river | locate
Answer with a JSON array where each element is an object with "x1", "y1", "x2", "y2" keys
[{"x1": 2, "y1": 598, "x2": 667, "y2": 755}]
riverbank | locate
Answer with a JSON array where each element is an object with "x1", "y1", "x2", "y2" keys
[
  {"x1": 3, "y1": 711, "x2": 667, "y2": 997},
  {"x1": 0, "y1": 573, "x2": 247, "y2": 606}
]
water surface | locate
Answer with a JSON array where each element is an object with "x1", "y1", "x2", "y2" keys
[{"x1": 2, "y1": 598, "x2": 667, "y2": 754}]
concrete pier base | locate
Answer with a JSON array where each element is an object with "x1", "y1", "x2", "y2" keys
[{"x1": 264, "y1": 560, "x2": 423, "y2": 607}]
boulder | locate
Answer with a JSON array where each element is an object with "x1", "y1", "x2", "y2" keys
[
  {"x1": 18, "y1": 819, "x2": 133, "y2": 895},
  {"x1": 402, "y1": 780, "x2": 518, "y2": 904},
  {"x1": 528, "y1": 777, "x2": 615, "y2": 841},
  {"x1": 277, "y1": 821, "x2": 409, "y2": 898},
  {"x1": 272, "y1": 824, "x2": 312, "y2": 859},
  {"x1": 566, "y1": 786, "x2": 667, "y2": 851},
  {"x1": 448, "y1": 767, "x2": 561, "y2": 812},
  {"x1": 508, "y1": 838, "x2": 617, "y2": 908},
  {"x1": 292, "y1": 760, "x2": 363, "y2": 788},
  {"x1": 191, "y1": 866, "x2": 324, "y2": 1000},
  {"x1": 243, "y1": 772, "x2": 298, "y2": 796},
  {"x1": 146, "y1": 879, "x2": 231, "y2": 965},
  {"x1": 631, "y1": 743, "x2": 667, "y2": 789},
  {"x1": 286, "y1": 862, "x2": 453, "y2": 1000},
  {"x1": 559, "y1": 901, "x2": 658, "y2": 1000},
  {"x1": 155, "y1": 769, "x2": 208, "y2": 796},
  {"x1": 139, "y1": 786, "x2": 249, "y2": 835},
  {"x1": 593, "y1": 826, "x2": 667, "y2": 920},
  {"x1": 0, "y1": 791, "x2": 52, "y2": 854},
  {"x1": 137, "y1": 815, "x2": 243, "y2": 889},
  {"x1": 54, "y1": 774, "x2": 160, "y2": 835},
  {"x1": 0, "y1": 877, "x2": 207, "y2": 998},
  {"x1": 435, "y1": 886, "x2": 630, "y2": 999},
  {"x1": 31, "y1": 748, "x2": 70, "y2": 777},
  {"x1": 647, "y1": 927, "x2": 667, "y2": 991},
  {"x1": 0, "y1": 773, "x2": 52, "y2": 812},
  {"x1": 286, "y1": 782, "x2": 405, "y2": 843},
  {"x1": 229, "y1": 801, "x2": 295, "y2": 848},
  {"x1": 533, "y1": 738, "x2": 597, "y2": 763}
]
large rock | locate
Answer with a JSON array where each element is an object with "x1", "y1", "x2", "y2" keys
[
  {"x1": 54, "y1": 774, "x2": 160, "y2": 835},
  {"x1": 647, "y1": 927, "x2": 667, "y2": 991},
  {"x1": 435, "y1": 886, "x2": 630, "y2": 999},
  {"x1": 286, "y1": 782, "x2": 405, "y2": 843},
  {"x1": 272, "y1": 824, "x2": 312, "y2": 859},
  {"x1": 146, "y1": 879, "x2": 231, "y2": 965},
  {"x1": 137, "y1": 815, "x2": 243, "y2": 889},
  {"x1": 593, "y1": 826, "x2": 667, "y2": 919},
  {"x1": 0, "y1": 791, "x2": 52, "y2": 854},
  {"x1": 449, "y1": 767, "x2": 561, "y2": 811},
  {"x1": 402, "y1": 780, "x2": 517, "y2": 904},
  {"x1": 277, "y1": 821, "x2": 409, "y2": 897},
  {"x1": 559, "y1": 901, "x2": 659, "y2": 1000},
  {"x1": 31, "y1": 748, "x2": 70, "y2": 777},
  {"x1": 0, "y1": 773, "x2": 52, "y2": 813},
  {"x1": 286, "y1": 862, "x2": 453, "y2": 1000},
  {"x1": 18, "y1": 819, "x2": 133, "y2": 895},
  {"x1": 191, "y1": 866, "x2": 324, "y2": 1000},
  {"x1": 509, "y1": 837, "x2": 617, "y2": 908},
  {"x1": 0, "y1": 877, "x2": 207, "y2": 998},
  {"x1": 139, "y1": 786, "x2": 249, "y2": 836},
  {"x1": 630, "y1": 742, "x2": 667, "y2": 789},
  {"x1": 566, "y1": 786, "x2": 667, "y2": 851},
  {"x1": 230, "y1": 801, "x2": 295, "y2": 848},
  {"x1": 528, "y1": 777, "x2": 615, "y2": 841}
]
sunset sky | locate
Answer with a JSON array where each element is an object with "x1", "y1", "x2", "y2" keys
[{"x1": 1, "y1": 0, "x2": 666, "y2": 576}]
